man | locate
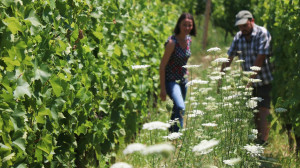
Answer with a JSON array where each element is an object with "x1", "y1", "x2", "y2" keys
[{"x1": 221, "y1": 10, "x2": 273, "y2": 145}]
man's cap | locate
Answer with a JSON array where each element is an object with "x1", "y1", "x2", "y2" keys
[{"x1": 235, "y1": 10, "x2": 253, "y2": 26}]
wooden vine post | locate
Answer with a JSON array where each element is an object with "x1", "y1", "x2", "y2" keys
[{"x1": 202, "y1": 0, "x2": 211, "y2": 50}]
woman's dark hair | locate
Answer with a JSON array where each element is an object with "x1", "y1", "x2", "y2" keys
[{"x1": 174, "y1": 13, "x2": 196, "y2": 36}]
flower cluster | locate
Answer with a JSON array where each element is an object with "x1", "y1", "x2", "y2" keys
[
  {"x1": 192, "y1": 139, "x2": 220, "y2": 154},
  {"x1": 223, "y1": 157, "x2": 241, "y2": 166},
  {"x1": 213, "y1": 58, "x2": 229, "y2": 63},
  {"x1": 246, "y1": 99, "x2": 258, "y2": 109},
  {"x1": 142, "y1": 121, "x2": 171, "y2": 130},
  {"x1": 244, "y1": 144, "x2": 265, "y2": 157},
  {"x1": 123, "y1": 143, "x2": 146, "y2": 155},
  {"x1": 142, "y1": 143, "x2": 175, "y2": 157},
  {"x1": 182, "y1": 64, "x2": 202, "y2": 68},
  {"x1": 131, "y1": 65, "x2": 150, "y2": 69},
  {"x1": 163, "y1": 132, "x2": 183, "y2": 140},
  {"x1": 202, "y1": 123, "x2": 218, "y2": 127},
  {"x1": 110, "y1": 162, "x2": 132, "y2": 168},
  {"x1": 250, "y1": 66, "x2": 261, "y2": 71},
  {"x1": 207, "y1": 47, "x2": 221, "y2": 52},
  {"x1": 186, "y1": 79, "x2": 209, "y2": 86}
]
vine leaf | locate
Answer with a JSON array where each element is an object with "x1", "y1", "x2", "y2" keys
[
  {"x1": 50, "y1": 76, "x2": 63, "y2": 97},
  {"x1": 37, "y1": 134, "x2": 52, "y2": 154},
  {"x1": 12, "y1": 138, "x2": 26, "y2": 152},
  {"x1": 13, "y1": 82, "x2": 32, "y2": 99},
  {"x1": 3, "y1": 17, "x2": 24, "y2": 34},
  {"x1": 34, "y1": 68, "x2": 51, "y2": 84},
  {"x1": 25, "y1": 10, "x2": 42, "y2": 27}
]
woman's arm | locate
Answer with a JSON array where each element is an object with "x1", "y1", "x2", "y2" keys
[{"x1": 159, "y1": 40, "x2": 175, "y2": 101}]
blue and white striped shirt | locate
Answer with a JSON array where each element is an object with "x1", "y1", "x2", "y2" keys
[{"x1": 228, "y1": 24, "x2": 273, "y2": 86}]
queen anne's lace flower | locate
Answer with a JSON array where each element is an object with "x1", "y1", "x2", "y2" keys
[
  {"x1": 202, "y1": 123, "x2": 218, "y2": 127},
  {"x1": 244, "y1": 144, "x2": 264, "y2": 157},
  {"x1": 163, "y1": 132, "x2": 183, "y2": 140},
  {"x1": 142, "y1": 143, "x2": 175, "y2": 155},
  {"x1": 249, "y1": 78, "x2": 262, "y2": 83},
  {"x1": 213, "y1": 58, "x2": 229, "y2": 63},
  {"x1": 192, "y1": 139, "x2": 220, "y2": 154},
  {"x1": 110, "y1": 162, "x2": 132, "y2": 168},
  {"x1": 223, "y1": 157, "x2": 241, "y2": 166},
  {"x1": 182, "y1": 65, "x2": 202, "y2": 68},
  {"x1": 123, "y1": 143, "x2": 146, "y2": 155},
  {"x1": 250, "y1": 66, "x2": 261, "y2": 71},
  {"x1": 131, "y1": 65, "x2": 150, "y2": 69},
  {"x1": 246, "y1": 99, "x2": 258, "y2": 109},
  {"x1": 142, "y1": 121, "x2": 170, "y2": 130},
  {"x1": 207, "y1": 47, "x2": 221, "y2": 52},
  {"x1": 186, "y1": 79, "x2": 209, "y2": 86},
  {"x1": 251, "y1": 97, "x2": 264, "y2": 102},
  {"x1": 235, "y1": 59, "x2": 245, "y2": 63}
]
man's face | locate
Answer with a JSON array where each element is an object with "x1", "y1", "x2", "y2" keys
[{"x1": 238, "y1": 20, "x2": 254, "y2": 36}]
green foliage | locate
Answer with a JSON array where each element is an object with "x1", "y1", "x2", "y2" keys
[
  {"x1": 254, "y1": 0, "x2": 300, "y2": 135},
  {"x1": 0, "y1": 0, "x2": 184, "y2": 166},
  {"x1": 211, "y1": 0, "x2": 257, "y2": 41}
]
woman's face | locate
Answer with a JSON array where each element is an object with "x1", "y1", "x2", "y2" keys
[{"x1": 180, "y1": 18, "x2": 193, "y2": 35}]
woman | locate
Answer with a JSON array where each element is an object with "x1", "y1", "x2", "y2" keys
[{"x1": 160, "y1": 13, "x2": 196, "y2": 132}]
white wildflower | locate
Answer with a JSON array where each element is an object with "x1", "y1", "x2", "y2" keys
[
  {"x1": 235, "y1": 59, "x2": 245, "y2": 63},
  {"x1": 110, "y1": 162, "x2": 132, "y2": 168},
  {"x1": 213, "y1": 114, "x2": 222, "y2": 118},
  {"x1": 249, "y1": 78, "x2": 262, "y2": 83},
  {"x1": 142, "y1": 143, "x2": 175, "y2": 155},
  {"x1": 168, "y1": 118, "x2": 179, "y2": 125},
  {"x1": 192, "y1": 110, "x2": 205, "y2": 115},
  {"x1": 182, "y1": 64, "x2": 202, "y2": 68},
  {"x1": 222, "y1": 86, "x2": 232, "y2": 91},
  {"x1": 248, "y1": 134, "x2": 257, "y2": 141},
  {"x1": 250, "y1": 66, "x2": 261, "y2": 71},
  {"x1": 246, "y1": 100, "x2": 258, "y2": 109},
  {"x1": 203, "y1": 165, "x2": 218, "y2": 168},
  {"x1": 275, "y1": 108, "x2": 287, "y2": 113},
  {"x1": 223, "y1": 157, "x2": 241, "y2": 166},
  {"x1": 202, "y1": 123, "x2": 218, "y2": 127},
  {"x1": 245, "y1": 87, "x2": 254, "y2": 91},
  {"x1": 223, "y1": 67, "x2": 231, "y2": 71},
  {"x1": 186, "y1": 79, "x2": 209, "y2": 86},
  {"x1": 142, "y1": 121, "x2": 170, "y2": 130},
  {"x1": 207, "y1": 47, "x2": 221, "y2": 52},
  {"x1": 123, "y1": 143, "x2": 146, "y2": 155},
  {"x1": 209, "y1": 76, "x2": 222, "y2": 80},
  {"x1": 252, "y1": 129, "x2": 258, "y2": 135},
  {"x1": 131, "y1": 65, "x2": 150, "y2": 69},
  {"x1": 163, "y1": 132, "x2": 183, "y2": 140},
  {"x1": 234, "y1": 101, "x2": 240, "y2": 105},
  {"x1": 205, "y1": 96, "x2": 216, "y2": 101},
  {"x1": 243, "y1": 71, "x2": 257, "y2": 76},
  {"x1": 224, "y1": 103, "x2": 233, "y2": 107},
  {"x1": 248, "y1": 129, "x2": 258, "y2": 140},
  {"x1": 192, "y1": 139, "x2": 220, "y2": 154},
  {"x1": 251, "y1": 97, "x2": 264, "y2": 102},
  {"x1": 200, "y1": 88, "x2": 213, "y2": 94},
  {"x1": 244, "y1": 144, "x2": 264, "y2": 157},
  {"x1": 253, "y1": 109, "x2": 259, "y2": 113},
  {"x1": 213, "y1": 58, "x2": 229, "y2": 63}
]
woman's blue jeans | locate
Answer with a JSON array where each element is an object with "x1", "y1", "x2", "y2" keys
[{"x1": 166, "y1": 81, "x2": 187, "y2": 132}]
